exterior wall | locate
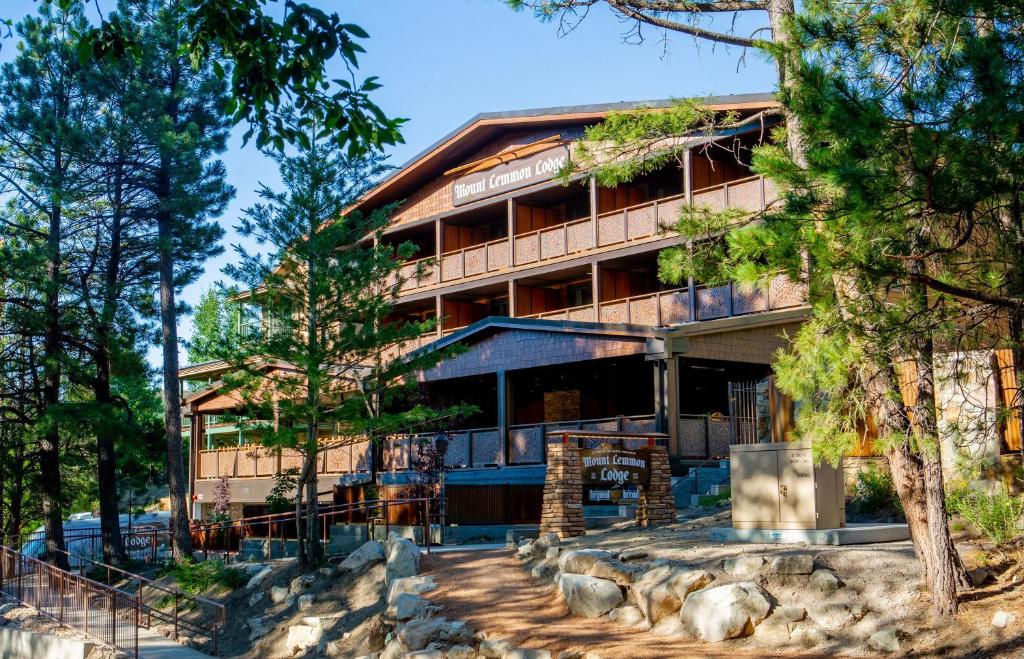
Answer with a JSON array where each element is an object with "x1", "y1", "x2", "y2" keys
[
  {"x1": 389, "y1": 128, "x2": 576, "y2": 228},
  {"x1": 421, "y1": 328, "x2": 649, "y2": 381},
  {"x1": 683, "y1": 321, "x2": 803, "y2": 364}
]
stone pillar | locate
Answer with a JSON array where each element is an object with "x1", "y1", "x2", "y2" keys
[
  {"x1": 539, "y1": 436, "x2": 585, "y2": 538},
  {"x1": 637, "y1": 443, "x2": 675, "y2": 527}
]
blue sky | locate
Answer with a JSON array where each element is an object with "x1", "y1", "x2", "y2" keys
[{"x1": 1, "y1": 1, "x2": 776, "y2": 368}]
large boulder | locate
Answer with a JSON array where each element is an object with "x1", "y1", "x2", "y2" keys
[
  {"x1": 245, "y1": 565, "x2": 274, "y2": 591},
  {"x1": 531, "y1": 556, "x2": 560, "y2": 580},
  {"x1": 340, "y1": 540, "x2": 386, "y2": 572},
  {"x1": 398, "y1": 617, "x2": 450, "y2": 652},
  {"x1": 285, "y1": 623, "x2": 323, "y2": 655},
  {"x1": 809, "y1": 569, "x2": 840, "y2": 594},
  {"x1": 388, "y1": 593, "x2": 431, "y2": 621},
  {"x1": 722, "y1": 556, "x2": 764, "y2": 578},
  {"x1": 678, "y1": 581, "x2": 772, "y2": 642},
  {"x1": 587, "y1": 558, "x2": 643, "y2": 586},
  {"x1": 629, "y1": 566, "x2": 681, "y2": 624},
  {"x1": 608, "y1": 605, "x2": 645, "y2": 626},
  {"x1": 667, "y1": 570, "x2": 714, "y2": 601},
  {"x1": 768, "y1": 554, "x2": 815, "y2": 575},
  {"x1": 246, "y1": 615, "x2": 274, "y2": 642},
  {"x1": 557, "y1": 549, "x2": 612, "y2": 575},
  {"x1": 270, "y1": 586, "x2": 290, "y2": 604},
  {"x1": 532, "y1": 532, "x2": 561, "y2": 556},
  {"x1": 387, "y1": 575, "x2": 437, "y2": 605},
  {"x1": 558, "y1": 574, "x2": 624, "y2": 619},
  {"x1": 289, "y1": 572, "x2": 317, "y2": 595},
  {"x1": 386, "y1": 537, "x2": 421, "y2": 584}
]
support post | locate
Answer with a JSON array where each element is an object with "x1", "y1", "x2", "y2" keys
[
  {"x1": 666, "y1": 357, "x2": 680, "y2": 457},
  {"x1": 497, "y1": 370, "x2": 509, "y2": 466},
  {"x1": 589, "y1": 176, "x2": 599, "y2": 247},
  {"x1": 687, "y1": 240, "x2": 697, "y2": 321},
  {"x1": 507, "y1": 198, "x2": 516, "y2": 265},
  {"x1": 591, "y1": 261, "x2": 600, "y2": 321},
  {"x1": 435, "y1": 295, "x2": 443, "y2": 337},
  {"x1": 683, "y1": 149, "x2": 693, "y2": 204},
  {"x1": 653, "y1": 360, "x2": 669, "y2": 435},
  {"x1": 508, "y1": 280, "x2": 516, "y2": 318}
]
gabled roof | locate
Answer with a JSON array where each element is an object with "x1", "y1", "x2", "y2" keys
[{"x1": 352, "y1": 93, "x2": 777, "y2": 213}]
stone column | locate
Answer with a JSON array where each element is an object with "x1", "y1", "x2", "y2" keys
[
  {"x1": 539, "y1": 436, "x2": 585, "y2": 538},
  {"x1": 637, "y1": 443, "x2": 675, "y2": 527}
]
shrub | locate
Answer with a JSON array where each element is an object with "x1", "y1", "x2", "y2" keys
[
  {"x1": 159, "y1": 558, "x2": 246, "y2": 594},
  {"x1": 849, "y1": 465, "x2": 902, "y2": 515},
  {"x1": 946, "y1": 485, "x2": 1024, "y2": 546}
]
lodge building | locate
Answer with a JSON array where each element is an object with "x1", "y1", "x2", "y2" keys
[{"x1": 180, "y1": 94, "x2": 1021, "y2": 521}]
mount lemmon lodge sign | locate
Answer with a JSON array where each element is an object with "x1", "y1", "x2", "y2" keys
[
  {"x1": 452, "y1": 145, "x2": 570, "y2": 206},
  {"x1": 581, "y1": 444, "x2": 650, "y2": 504}
]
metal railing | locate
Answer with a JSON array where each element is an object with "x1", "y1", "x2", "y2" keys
[
  {"x1": 0, "y1": 544, "x2": 141, "y2": 656},
  {"x1": 189, "y1": 496, "x2": 444, "y2": 561}
]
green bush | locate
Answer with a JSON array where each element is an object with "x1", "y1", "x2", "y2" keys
[
  {"x1": 849, "y1": 465, "x2": 902, "y2": 515},
  {"x1": 158, "y1": 558, "x2": 246, "y2": 594},
  {"x1": 947, "y1": 485, "x2": 1024, "y2": 546}
]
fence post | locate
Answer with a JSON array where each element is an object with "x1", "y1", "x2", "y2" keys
[{"x1": 173, "y1": 592, "x2": 179, "y2": 641}]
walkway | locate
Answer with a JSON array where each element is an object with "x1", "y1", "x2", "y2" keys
[
  {"x1": 420, "y1": 549, "x2": 799, "y2": 659},
  {"x1": 136, "y1": 627, "x2": 211, "y2": 659}
]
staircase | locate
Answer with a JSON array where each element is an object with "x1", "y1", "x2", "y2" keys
[{"x1": 672, "y1": 460, "x2": 731, "y2": 508}]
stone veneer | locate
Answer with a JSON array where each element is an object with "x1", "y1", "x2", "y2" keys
[{"x1": 540, "y1": 434, "x2": 675, "y2": 538}]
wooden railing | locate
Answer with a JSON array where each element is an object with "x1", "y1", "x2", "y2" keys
[
  {"x1": 388, "y1": 175, "x2": 776, "y2": 296},
  {"x1": 521, "y1": 304, "x2": 596, "y2": 322},
  {"x1": 440, "y1": 237, "x2": 510, "y2": 282},
  {"x1": 196, "y1": 441, "x2": 371, "y2": 480}
]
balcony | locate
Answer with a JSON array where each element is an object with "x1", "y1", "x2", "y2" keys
[
  {"x1": 387, "y1": 175, "x2": 776, "y2": 297},
  {"x1": 196, "y1": 441, "x2": 372, "y2": 480},
  {"x1": 522, "y1": 304, "x2": 596, "y2": 322},
  {"x1": 596, "y1": 275, "x2": 806, "y2": 326}
]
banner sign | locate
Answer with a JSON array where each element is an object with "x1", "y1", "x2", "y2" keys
[
  {"x1": 581, "y1": 444, "x2": 650, "y2": 505},
  {"x1": 451, "y1": 145, "x2": 569, "y2": 206}
]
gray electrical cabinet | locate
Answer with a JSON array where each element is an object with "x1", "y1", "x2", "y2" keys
[{"x1": 729, "y1": 441, "x2": 845, "y2": 530}]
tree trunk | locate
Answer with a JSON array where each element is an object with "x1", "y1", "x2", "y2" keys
[
  {"x1": 41, "y1": 192, "x2": 68, "y2": 570},
  {"x1": 95, "y1": 180, "x2": 126, "y2": 563},
  {"x1": 158, "y1": 164, "x2": 193, "y2": 560},
  {"x1": 765, "y1": 0, "x2": 807, "y2": 169}
]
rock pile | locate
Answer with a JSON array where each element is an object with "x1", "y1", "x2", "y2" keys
[{"x1": 514, "y1": 539, "x2": 886, "y2": 650}]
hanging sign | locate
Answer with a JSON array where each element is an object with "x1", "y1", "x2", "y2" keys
[
  {"x1": 451, "y1": 145, "x2": 569, "y2": 206},
  {"x1": 580, "y1": 444, "x2": 650, "y2": 505}
]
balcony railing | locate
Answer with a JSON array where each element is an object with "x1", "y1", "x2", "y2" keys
[
  {"x1": 521, "y1": 304, "x2": 596, "y2": 322},
  {"x1": 385, "y1": 175, "x2": 776, "y2": 296},
  {"x1": 440, "y1": 238, "x2": 510, "y2": 282},
  {"x1": 597, "y1": 274, "x2": 806, "y2": 327},
  {"x1": 196, "y1": 441, "x2": 372, "y2": 480}
]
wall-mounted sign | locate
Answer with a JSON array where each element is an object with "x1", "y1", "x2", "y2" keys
[
  {"x1": 581, "y1": 444, "x2": 650, "y2": 505},
  {"x1": 451, "y1": 145, "x2": 569, "y2": 206}
]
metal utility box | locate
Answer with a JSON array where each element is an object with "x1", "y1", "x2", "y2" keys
[{"x1": 730, "y1": 441, "x2": 845, "y2": 530}]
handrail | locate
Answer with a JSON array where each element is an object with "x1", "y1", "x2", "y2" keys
[
  {"x1": 522, "y1": 303, "x2": 593, "y2": 319},
  {"x1": 598, "y1": 286, "x2": 687, "y2": 308},
  {"x1": 595, "y1": 190, "x2": 687, "y2": 219},
  {"x1": 513, "y1": 215, "x2": 591, "y2": 241}
]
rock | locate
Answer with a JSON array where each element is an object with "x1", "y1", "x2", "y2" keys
[
  {"x1": 398, "y1": 617, "x2": 450, "y2": 652},
  {"x1": 270, "y1": 586, "x2": 289, "y2": 604},
  {"x1": 722, "y1": 556, "x2": 764, "y2": 578},
  {"x1": 533, "y1": 531, "x2": 561, "y2": 554},
  {"x1": 440, "y1": 620, "x2": 476, "y2": 644},
  {"x1": 245, "y1": 566, "x2": 274, "y2": 591},
  {"x1": 389, "y1": 593, "x2": 431, "y2": 621},
  {"x1": 758, "y1": 615, "x2": 828, "y2": 648},
  {"x1": 806, "y1": 600, "x2": 866, "y2": 631},
  {"x1": 992, "y1": 610, "x2": 1016, "y2": 628},
  {"x1": 650, "y1": 614, "x2": 686, "y2": 637},
  {"x1": 531, "y1": 557, "x2": 560, "y2": 580},
  {"x1": 809, "y1": 569, "x2": 840, "y2": 594},
  {"x1": 241, "y1": 562, "x2": 266, "y2": 576},
  {"x1": 649, "y1": 557, "x2": 671, "y2": 568},
  {"x1": 618, "y1": 548, "x2": 648, "y2": 561},
  {"x1": 558, "y1": 574, "x2": 624, "y2": 618},
  {"x1": 247, "y1": 615, "x2": 274, "y2": 642},
  {"x1": 380, "y1": 638, "x2": 404, "y2": 659},
  {"x1": 340, "y1": 540, "x2": 387, "y2": 572},
  {"x1": 248, "y1": 590, "x2": 265, "y2": 607},
  {"x1": 284, "y1": 594, "x2": 296, "y2": 608},
  {"x1": 297, "y1": 593, "x2": 315, "y2": 611},
  {"x1": 503, "y1": 649, "x2": 552, "y2": 659},
  {"x1": 406, "y1": 650, "x2": 444, "y2": 659},
  {"x1": 387, "y1": 575, "x2": 437, "y2": 605},
  {"x1": 447, "y1": 644, "x2": 476, "y2": 659},
  {"x1": 770, "y1": 606, "x2": 806, "y2": 623},
  {"x1": 290, "y1": 572, "x2": 317, "y2": 594},
  {"x1": 319, "y1": 566, "x2": 335, "y2": 577},
  {"x1": 515, "y1": 542, "x2": 535, "y2": 560},
  {"x1": 678, "y1": 581, "x2": 772, "y2": 642},
  {"x1": 587, "y1": 558, "x2": 643, "y2": 586},
  {"x1": 0, "y1": 603, "x2": 18, "y2": 616},
  {"x1": 556, "y1": 651, "x2": 582, "y2": 659},
  {"x1": 667, "y1": 570, "x2": 714, "y2": 600},
  {"x1": 968, "y1": 568, "x2": 991, "y2": 588},
  {"x1": 768, "y1": 554, "x2": 814, "y2": 575},
  {"x1": 448, "y1": 642, "x2": 475, "y2": 659},
  {"x1": 608, "y1": 605, "x2": 645, "y2": 626},
  {"x1": 386, "y1": 537, "x2": 421, "y2": 584},
  {"x1": 301, "y1": 616, "x2": 322, "y2": 628},
  {"x1": 868, "y1": 628, "x2": 901, "y2": 652},
  {"x1": 479, "y1": 637, "x2": 512, "y2": 657},
  {"x1": 557, "y1": 549, "x2": 612, "y2": 575},
  {"x1": 285, "y1": 623, "x2": 323, "y2": 654},
  {"x1": 629, "y1": 566, "x2": 681, "y2": 624},
  {"x1": 546, "y1": 547, "x2": 560, "y2": 559}
]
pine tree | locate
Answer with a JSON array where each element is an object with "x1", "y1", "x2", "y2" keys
[{"x1": 222, "y1": 116, "x2": 469, "y2": 565}]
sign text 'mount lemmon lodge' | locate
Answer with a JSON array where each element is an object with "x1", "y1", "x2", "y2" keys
[
  {"x1": 451, "y1": 145, "x2": 569, "y2": 206},
  {"x1": 581, "y1": 444, "x2": 650, "y2": 504}
]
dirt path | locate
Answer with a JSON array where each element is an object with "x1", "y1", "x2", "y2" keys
[{"x1": 420, "y1": 549, "x2": 806, "y2": 659}]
